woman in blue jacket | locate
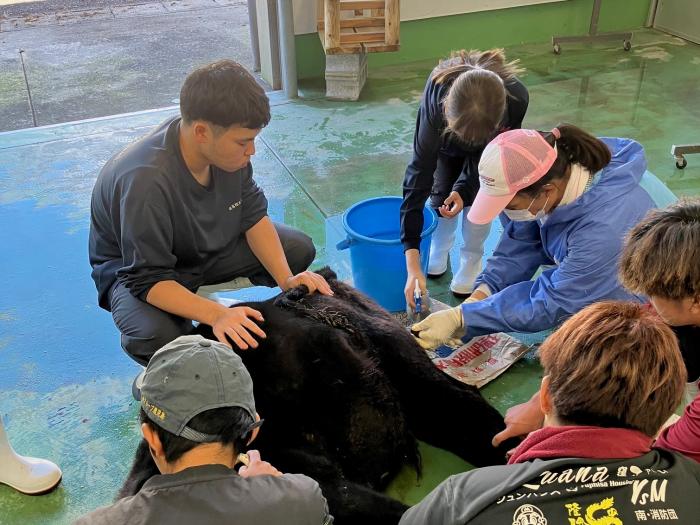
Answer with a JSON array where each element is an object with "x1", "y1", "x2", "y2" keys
[
  {"x1": 401, "y1": 49, "x2": 529, "y2": 303},
  {"x1": 412, "y1": 124, "x2": 659, "y2": 349}
]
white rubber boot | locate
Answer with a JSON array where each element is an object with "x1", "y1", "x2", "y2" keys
[
  {"x1": 427, "y1": 215, "x2": 459, "y2": 277},
  {"x1": 450, "y1": 209, "x2": 491, "y2": 296},
  {"x1": 0, "y1": 419, "x2": 62, "y2": 495}
]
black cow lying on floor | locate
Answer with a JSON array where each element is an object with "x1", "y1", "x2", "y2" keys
[{"x1": 119, "y1": 267, "x2": 515, "y2": 524}]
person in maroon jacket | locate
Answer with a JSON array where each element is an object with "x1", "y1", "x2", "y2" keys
[{"x1": 400, "y1": 302, "x2": 700, "y2": 525}]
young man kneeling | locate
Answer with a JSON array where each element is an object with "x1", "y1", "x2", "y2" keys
[
  {"x1": 76, "y1": 335, "x2": 332, "y2": 525},
  {"x1": 400, "y1": 302, "x2": 700, "y2": 524}
]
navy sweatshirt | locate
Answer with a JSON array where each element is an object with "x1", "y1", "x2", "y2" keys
[
  {"x1": 89, "y1": 117, "x2": 268, "y2": 311},
  {"x1": 400, "y1": 72, "x2": 529, "y2": 251}
]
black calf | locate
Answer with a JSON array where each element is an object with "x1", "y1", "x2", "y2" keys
[{"x1": 119, "y1": 267, "x2": 515, "y2": 524}]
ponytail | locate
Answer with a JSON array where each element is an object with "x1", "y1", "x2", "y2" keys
[
  {"x1": 551, "y1": 123, "x2": 611, "y2": 174},
  {"x1": 519, "y1": 123, "x2": 611, "y2": 197}
]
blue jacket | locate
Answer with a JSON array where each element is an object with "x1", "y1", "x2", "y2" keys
[{"x1": 463, "y1": 138, "x2": 661, "y2": 338}]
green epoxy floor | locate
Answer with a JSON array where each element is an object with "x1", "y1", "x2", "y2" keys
[{"x1": 1, "y1": 28, "x2": 699, "y2": 523}]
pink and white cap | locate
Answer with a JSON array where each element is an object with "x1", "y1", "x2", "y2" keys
[{"x1": 467, "y1": 128, "x2": 560, "y2": 225}]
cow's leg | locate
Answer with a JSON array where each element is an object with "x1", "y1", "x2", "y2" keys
[{"x1": 370, "y1": 330, "x2": 516, "y2": 466}]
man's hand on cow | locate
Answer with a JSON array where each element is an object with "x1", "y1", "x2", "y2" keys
[
  {"x1": 411, "y1": 306, "x2": 464, "y2": 349},
  {"x1": 211, "y1": 306, "x2": 266, "y2": 350},
  {"x1": 238, "y1": 450, "x2": 282, "y2": 478},
  {"x1": 284, "y1": 271, "x2": 334, "y2": 296},
  {"x1": 492, "y1": 392, "x2": 544, "y2": 447}
]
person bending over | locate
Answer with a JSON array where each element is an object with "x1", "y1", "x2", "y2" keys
[
  {"x1": 402, "y1": 48, "x2": 528, "y2": 301},
  {"x1": 493, "y1": 200, "x2": 700, "y2": 453},
  {"x1": 619, "y1": 199, "x2": 700, "y2": 462},
  {"x1": 412, "y1": 124, "x2": 661, "y2": 350}
]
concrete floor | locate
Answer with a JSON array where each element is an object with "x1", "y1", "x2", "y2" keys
[
  {"x1": 0, "y1": 0, "x2": 253, "y2": 131},
  {"x1": 1, "y1": 28, "x2": 699, "y2": 524}
]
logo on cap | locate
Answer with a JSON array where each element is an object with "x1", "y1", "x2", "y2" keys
[{"x1": 142, "y1": 396, "x2": 167, "y2": 421}]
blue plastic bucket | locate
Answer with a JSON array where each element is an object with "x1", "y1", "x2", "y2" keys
[{"x1": 336, "y1": 196, "x2": 438, "y2": 312}]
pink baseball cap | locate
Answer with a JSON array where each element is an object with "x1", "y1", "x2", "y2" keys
[{"x1": 467, "y1": 128, "x2": 560, "y2": 225}]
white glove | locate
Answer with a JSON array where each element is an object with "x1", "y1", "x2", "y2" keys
[
  {"x1": 464, "y1": 284, "x2": 490, "y2": 305},
  {"x1": 411, "y1": 305, "x2": 464, "y2": 350}
]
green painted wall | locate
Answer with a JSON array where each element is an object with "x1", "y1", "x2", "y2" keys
[
  {"x1": 296, "y1": 33, "x2": 327, "y2": 81},
  {"x1": 296, "y1": 0, "x2": 651, "y2": 79}
]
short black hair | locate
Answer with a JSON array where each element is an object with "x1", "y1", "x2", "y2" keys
[
  {"x1": 140, "y1": 407, "x2": 255, "y2": 464},
  {"x1": 180, "y1": 60, "x2": 271, "y2": 129}
]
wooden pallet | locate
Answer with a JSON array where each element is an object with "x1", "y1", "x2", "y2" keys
[{"x1": 317, "y1": 0, "x2": 399, "y2": 55}]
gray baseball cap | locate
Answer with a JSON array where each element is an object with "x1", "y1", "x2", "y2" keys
[{"x1": 138, "y1": 335, "x2": 256, "y2": 443}]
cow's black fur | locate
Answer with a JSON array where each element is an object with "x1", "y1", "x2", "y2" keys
[{"x1": 119, "y1": 267, "x2": 515, "y2": 524}]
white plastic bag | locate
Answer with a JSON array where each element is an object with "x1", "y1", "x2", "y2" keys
[
  {"x1": 399, "y1": 297, "x2": 531, "y2": 388},
  {"x1": 425, "y1": 333, "x2": 530, "y2": 389}
]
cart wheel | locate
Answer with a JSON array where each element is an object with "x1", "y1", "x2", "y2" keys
[
  {"x1": 553, "y1": 43, "x2": 561, "y2": 55},
  {"x1": 623, "y1": 40, "x2": 632, "y2": 51},
  {"x1": 675, "y1": 157, "x2": 687, "y2": 169}
]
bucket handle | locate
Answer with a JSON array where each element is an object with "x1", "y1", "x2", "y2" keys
[{"x1": 336, "y1": 238, "x2": 353, "y2": 251}]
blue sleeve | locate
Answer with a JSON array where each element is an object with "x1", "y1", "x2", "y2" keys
[
  {"x1": 475, "y1": 218, "x2": 550, "y2": 294},
  {"x1": 401, "y1": 81, "x2": 442, "y2": 251},
  {"x1": 464, "y1": 225, "x2": 626, "y2": 337}
]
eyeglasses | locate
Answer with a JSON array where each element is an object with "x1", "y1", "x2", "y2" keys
[{"x1": 247, "y1": 418, "x2": 264, "y2": 433}]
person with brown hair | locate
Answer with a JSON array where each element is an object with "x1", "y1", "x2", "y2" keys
[
  {"x1": 619, "y1": 199, "x2": 700, "y2": 463},
  {"x1": 401, "y1": 302, "x2": 700, "y2": 524},
  {"x1": 89, "y1": 60, "x2": 332, "y2": 367},
  {"x1": 401, "y1": 49, "x2": 529, "y2": 303},
  {"x1": 412, "y1": 124, "x2": 663, "y2": 351}
]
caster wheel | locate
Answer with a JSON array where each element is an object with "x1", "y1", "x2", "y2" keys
[
  {"x1": 675, "y1": 157, "x2": 687, "y2": 169},
  {"x1": 553, "y1": 43, "x2": 561, "y2": 55},
  {"x1": 623, "y1": 40, "x2": 632, "y2": 51}
]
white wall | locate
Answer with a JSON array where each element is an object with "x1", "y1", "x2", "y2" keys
[
  {"x1": 293, "y1": 0, "x2": 567, "y2": 35},
  {"x1": 258, "y1": 0, "x2": 277, "y2": 85},
  {"x1": 293, "y1": 0, "x2": 317, "y2": 35}
]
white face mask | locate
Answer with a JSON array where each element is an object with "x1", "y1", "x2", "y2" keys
[{"x1": 503, "y1": 194, "x2": 550, "y2": 222}]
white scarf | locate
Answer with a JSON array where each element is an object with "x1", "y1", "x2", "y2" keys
[{"x1": 559, "y1": 163, "x2": 592, "y2": 206}]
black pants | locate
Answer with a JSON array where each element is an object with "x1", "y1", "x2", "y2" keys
[
  {"x1": 429, "y1": 154, "x2": 480, "y2": 211},
  {"x1": 110, "y1": 223, "x2": 315, "y2": 365}
]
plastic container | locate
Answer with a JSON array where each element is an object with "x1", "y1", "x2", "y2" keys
[{"x1": 336, "y1": 196, "x2": 438, "y2": 312}]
